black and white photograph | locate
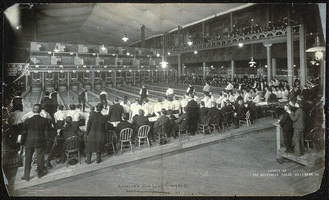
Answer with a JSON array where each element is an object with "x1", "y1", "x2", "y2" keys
[{"x1": 2, "y1": 2, "x2": 326, "y2": 197}]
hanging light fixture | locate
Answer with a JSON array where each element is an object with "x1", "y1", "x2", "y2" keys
[
  {"x1": 249, "y1": 42, "x2": 256, "y2": 67},
  {"x1": 306, "y1": 33, "x2": 325, "y2": 61},
  {"x1": 156, "y1": 52, "x2": 160, "y2": 57},
  {"x1": 122, "y1": 34, "x2": 129, "y2": 42},
  {"x1": 194, "y1": 50, "x2": 198, "y2": 54},
  {"x1": 101, "y1": 44, "x2": 106, "y2": 51}
]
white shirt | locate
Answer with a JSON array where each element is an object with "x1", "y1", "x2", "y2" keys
[
  {"x1": 180, "y1": 99, "x2": 188, "y2": 109},
  {"x1": 153, "y1": 102, "x2": 163, "y2": 116},
  {"x1": 253, "y1": 95, "x2": 261, "y2": 103},
  {"x1": 203, "y1": 84, "x2": 210, "y2": 92},
  {"x1": 283, "y1": 90, "x2": 289, "y2": 99},
  {"x1": 143, "y1": 102, "x2": 154, "y2": 116},
  {"x1": 120, "y1": 100, "x2": 131, "y2": 113},
  {"x1": 243, "y1": 93, "x2": 252, "y2": 103},
  {"x1": 54, "y1": 110, "x2": 66, "y2": 123},
  {"x1": 162, "y1": 100, "x2": 171, "y2": 110},
  {"x1": 216, "y1": 96, "x2": 223, "y2": 105},
  {"x1": 166, "y1": 88, "x2": 174, "y2": 96},
  {"x1": 100, "y1": 91, "x2": 107, "y2": 97},
  {"x1": 21, "y1": 111, "x2": 34, "y2": 122},
  {"x1": 225, "y1": 83, "x2": 233, "y2": 90},
  {"x1": 169, "y1": 100, "x2": 181, "y2": 112},
  {"x1": 131, "y1": 103, "x2": 142, "y2": 119},
  {"x1": 229, "y1": 95, "x2": 235, "y2": 103},
  {"x1": 72, "y1": 110, "x2": 85, "y2": 122},
  {"x1": 264, "y1": 91, "x2": 271, "y2": 102},
  {"x1": 66, "y1": 110, "x2": 77, "y2": 118},
  {"x1": 40, "y1": 110, "x2": 52, "y2": 120}
]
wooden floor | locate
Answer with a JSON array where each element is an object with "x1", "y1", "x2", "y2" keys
[{"x1": 8, "y1": 116, "x2": 324, "y2": 197}]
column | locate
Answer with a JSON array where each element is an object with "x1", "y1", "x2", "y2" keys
[
  {"x1": 25, "y1": 74, "x2": 28, "y2": 91},
  {"x1": 178, "y1": 26, "x2": 182, "y2": 48},
  {"x1": 151, "y1": 70, "x2": 154, "y2": 84},
  {"x1": 202, "y1": 22, "x2": 205, "y2": 38},
  {"x1": 42, "y1": 72, "x2": 45, "y2": 90},
  {"x1": 320, "y1": 60, "x2": 325, "y2": 92},
  {"x1": 203, "y1": 62, "x2": 206, "y2": 80},
  {"x1": 91, "y1": 71, "x2": 95, "y2": 88},
  {"x1": 177, "y1": 54, "x2": 181, "y2": 78},
  {"x1": 114, "y1": 71, "x2": 116, "y2": 87},
  {"x1": 141, "y1": 24, "x2": 145, "y2": 48},
  {"x1": 133, "y1": 71, "x2": 136, "y2": 85},
  {"x1": 299, "y1": 24, "x2": 307, "y2": 87},
  {"x1": 287, "y1": 26, "x2": 294, "y2": 87},
  {"x1": 182, "y1": 63, "x2": 185, "y2": 75},
  {"x1": 67, "y1": 72, "x2": 70, "y2": 89},
  {"x1": 264, "y1": 43, "x2": 272, "y2": 83},
  {"x1": 230, "y1": 13, "x2": 233, "y2": 33},
  {"x1": 272, "y1": 58, "x2": 277, "y2": 77},
  {"x1": 231, "y1": 60, "x2": 235, "y2": 81}
]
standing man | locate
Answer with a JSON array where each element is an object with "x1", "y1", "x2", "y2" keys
[
  {"x1": 186, "y1": 84, "x2": 195, "y2": 96},
  {"x1": 166, "y1": 87, "x2": 174, "y2": 101},
  {"x1": 139, "y1": 85, "x2": 149, "y2": 104},
  {"x1": 225, "y1": 82, "x2": 234, "y2": 94},
  {"x1": 41, "y1": 91, "x2": 53, "y2": 117},
  {"x1": 99, "y1": 90, "x2": 108, "y2": 109},
  {"x1": 85, "y1": 103, "x2": 107, "y2": 164},
  {"x1": 108, "y1": 97, "x2": 124, "y2": 122},
  {"x1": 132, "y1": 109, "x2": 150, "y2": 141},
  {"x1": 78, "y1": 89, "x2": 88, "y2": 112},
  {"x1": 287, "y1": 101, "x2": 306, "y2": 156},
  {"x1": 203, "y1": 82, "x2": 211, "y2": 95},
  {"x1": 21, "y1": 104, "x2": 48, "y2": 181},
  {"x1": 186, "y1": 94, "x2": 199, "y2": 135}
]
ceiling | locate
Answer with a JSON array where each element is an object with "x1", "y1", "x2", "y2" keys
[{"x1": 12, "y1": 3, "x2": 252, "y2": 47}]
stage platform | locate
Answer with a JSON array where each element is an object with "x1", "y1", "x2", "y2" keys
[{"x1": 13, "y1": 117, "x2": 280, "y2": 191}]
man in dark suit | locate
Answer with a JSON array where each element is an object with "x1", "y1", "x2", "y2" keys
[
  {"x1": 233, "y1": 100, "x2": 247, "y2": 128},
  {"x1": 108, "y1": 97, "x2": 124, "y2": 122},
  {"x1": 132, "y1": 109, "x2": 150, "y2": 141},
  {"x1": 116, "y1": 113, "x2": 133, "y2": 138},
  {"x1": 139, "y1": 85, "x2": 148, "y2": 104},
  {"x1": 41, "y1": 91, "x2": 53, "y2": 118},
  {"x1": 287, "y1": 101, "x2": 306, "y2": 156},
  {"x1": 186, "y1": 94, "x2": 199, "y2": 135},
  {"x1": 78, "y1": 89, "x2": 87, "y2": 112},
  {"x1": 198, "y1": 101, "x2": 209, "y2": 123},
  {"x1": 208, "y1": 102, "x2": 221, "y2": 125},
  {"x1": 154, "y1": 109, "x2": 171, "y2": 138},
  {"x1": 85, "y1": 103, "x2": 107, "y2": 164},
  {"x1": 21, "y1": 104, "x2": 48, "y2": 181},
  {"x1": 279, "y1": 105, "x2": 294, "y2": 153}
]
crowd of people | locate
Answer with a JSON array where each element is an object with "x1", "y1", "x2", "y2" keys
[
  {"x1": 7, "y1": 75, "x2": 321, "y2": 181},
  {"x1": 171, "y1": 17, "x2": 293, "y2": 51}
]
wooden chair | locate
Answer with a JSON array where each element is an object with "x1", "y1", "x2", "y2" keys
[
  {"x1": 119, "y1": 128, "x2": 133, "y2": 154},
  {"x1": 178, "y1": 119, "x2": 189, "y2": 141},
  {"x1": 104, "y1": 130, "x2": 117, "y2": 155},
  {"x1": 209, "y1": 115, "x2": 221, "y2": 135},
  {"x1": 221, "y1": 111, "x2": 233, "y2": 133},
  {"x1": 197, "y1": 116, "x2": 211, "y2": 136},
  {"x1": 305, "y1": 127, "x2": 318, "y2": 152},
  {"x1": 136, "y1": 125, "x2": 151, "y2": 150},
  {"x1": 239, "y1": 111, "x2": 251, "y2": 127},
  {"x1": 64, "y1": 136, "x2": 81, "y2": 167}
]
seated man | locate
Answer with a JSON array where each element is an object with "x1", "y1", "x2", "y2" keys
[
  {"x1": 132, "y1": 109, "x2": 150, "y2": 141},
  {"x1": 54, "y1": 105, "x2": 66, "y2": 129},
  {"x1": 143, "y1": 99, "x2": 154, "y2": 117},
  {"x1": 154, "y1": 109, "x2": 171, "y2": 139},
  {"x1": 73, "y1": 104, "x2": 86, "y2": 127},
  {"x1": 198, "y1": 101, "x2": 209, "y2": 123},
  {"x1": 233, "y1": 99, "x2": 247, "y2": 128},
  {"x1": 153, "y1": 98, "x2": 163, "y2": 117},
  {"x1": 57, "y1": 116, "x2": 84, "y2": 163},
  {"x1": 169, "y1": 96, "x2": 181, "y2": 114},
  {"x1": 173, "y1": 107, "x2": 188, "y2": 138},
  {"x1": 207, "y1": 102, "x2": 221, "y2": 125},
  {"x1": 116, "y1": 113, "x2": 133, "y2": 139}
]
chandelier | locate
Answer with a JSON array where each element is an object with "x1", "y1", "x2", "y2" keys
[{"x1": 122, "y1": 34, "x2": 129, "y2": 42}]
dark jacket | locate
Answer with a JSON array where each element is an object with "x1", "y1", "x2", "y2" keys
[
  {"x1": 186, "y1": 99, "x2": 198, "y2": 120},
  {"x1": 154, "y1": 115, "x2": 171, "y2": 135},
  {"x1": 268, "y1": 93, "x2": 278, "y2": 103},
  {"x1": 207, "y1": 107, "x2": 221, "y2": 124},
  {"x1": 289, "y1": 107, "x2": 306, "y2": 130},
  {"x1": 41, "y1": 97, "x2": 53, "y2": 115},
  {"x1": 132, "y1": 115, "x2": 150, "y2": 135},
  {"x1": 198, "y1": 107, "x2": 209, "y2": 123},
  {"x1": 85, "y1": 112, "x2": 107, "y2": 152},
  {"x1": 116, "y1": 121, "x2": 133, "y2": 138},
  {"x1": 236, "y1": 104, "x2": 247, "y2": 119},
  {"x1": 21, "y1": 115, "x2": 48, "y2": 148},
  {"x1": 108, "y1": 103, "x2": 124, "y2": 122},
  {"x1": 279, "y1": 111, "x2": 293, "y2": 133},
  {"x1": 61, "y1": 123, "x2": 79, "y2": 140}
]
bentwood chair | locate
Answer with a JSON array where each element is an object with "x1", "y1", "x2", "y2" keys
[
  {"x1": 209, "y1": 115, "x2": 221, "y2": 135},
  {"x1": 239, "y1": 111, "x2": 251, "y2": 127},
  {"x1": 221, "y1": 111, "x2": 233, "y2": 133},
  {"x1": 197, "y1": 116, "x2": 211, "y2": 136},
  {"x1": 64, "y1": 136, "x2": 81, "y2": 167},
  {"x1": 136, "y1": 125, "x2": 151, "y2": 150},
  {"x1": 104, "y1": 130, "x2": 117, "y2": 155},
  {"x1": 119, "y1": 128, "x2": 134, "y2": 154},
  {"x1": 178, "y1": 119, "x2": 189, "y2": 141}
]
